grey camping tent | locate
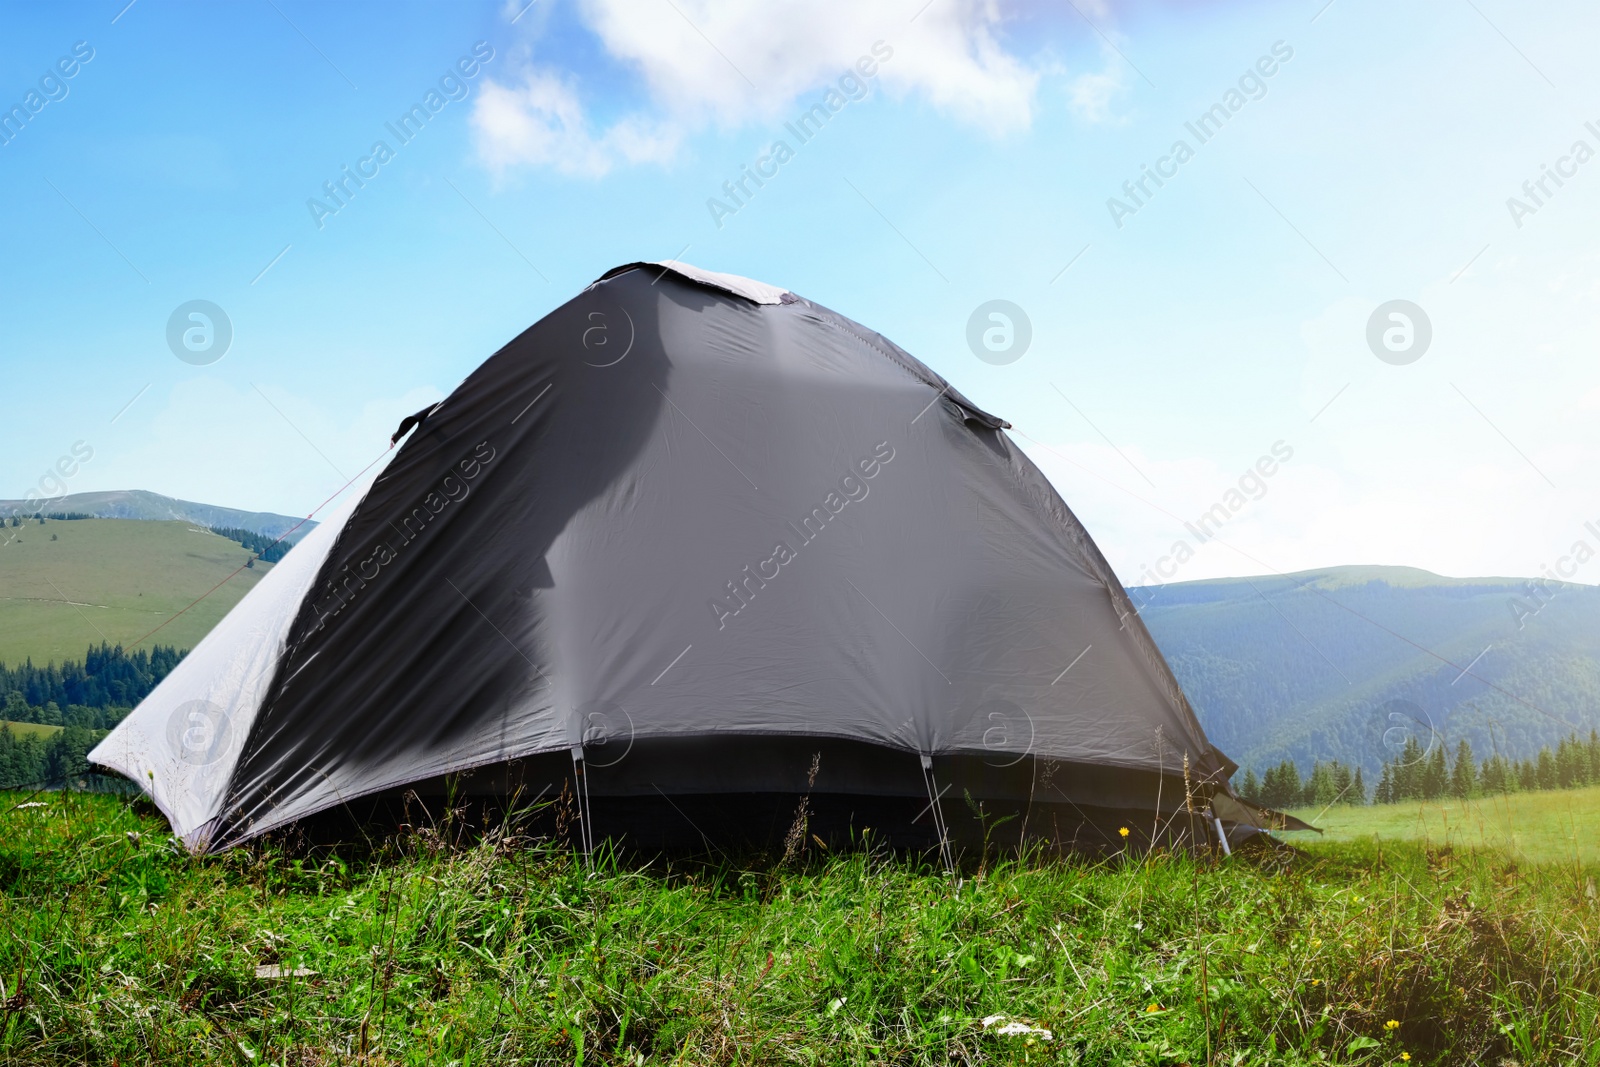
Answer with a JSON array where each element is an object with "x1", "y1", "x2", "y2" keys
[{"x1": 91, "y1": 261, "x2": 1291, "y2": 855}]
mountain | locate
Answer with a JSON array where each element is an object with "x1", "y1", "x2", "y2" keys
[
  {"x1": 0, "y1": 518, "x2": 272, "y2": 665},
  {"x1": 1133, "y1": 566, "x2": 1600, "y2": 776},
  {"x1": 4, "y1": 497, "x2": 1594, "y2": 780},
  {"x1": 1, "y1": 490, "x2": 311, "y2": 541}
]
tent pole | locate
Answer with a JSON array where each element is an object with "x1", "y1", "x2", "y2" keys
[
  {"x1": 1211, "y1": 812, "x2": 1232, "y2": 857},
  {"x1": 920, "y1": 754, "x2": 954, "y2": 877},
  {"x1": 571, "y1": 746, "x2": 593, "y2": 869}
]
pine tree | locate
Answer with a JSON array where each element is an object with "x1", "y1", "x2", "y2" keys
[
  {"x1": 1374, "y1": 761, "x2": 1394, "y2": 805},
  {"x1": 1260, "y1": 761, "x2": 1303, "y2": 809},
  {"x1": 1392, "y1": 738, "x2": 1423, "y2": 801},
  {"x1": 1536, "y1": 747, "x2": 1558, "y2": 791},
  {"x1": 1517, "y1": 759, "x2": 1537, "y2": 791},
  {"x1": 1305, "y1": 761, "x2": 1339, "y2": 808},
  {"x1": 1279, "y1": 760, "x2": 1303, "y2": 808},
  {"x1": 1556, "y1": 735, "x2": 1590, "y2": 789},
  {"x1": 1351, "y1": 766, "x2": 1367, "y2": 805},
  {"x1": 1423, "y1": 745, "x2": 1448, "y2": 800},
  {"x1": 1332, "y1": 761, "x2": 1353, "y2": 802},
  {"x1": 44, "y1": 724, "x2": 93, "y2": 781},
  {"x1": 1450, "y1": 739, "x2": 1477, "y2": 799},
  {"x1": 0, "y1": 724, "x2": 47, "y2": 789},
  {"x1": 1480, "y1": 754, "x2": 1509, "y2": 795},
  {"x1": 1240, "y1": 768, "x2": 1261, "y2": 803}
]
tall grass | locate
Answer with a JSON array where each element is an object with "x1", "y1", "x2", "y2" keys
[{"x1": 1, "y1": 790, "x2": 1595, "y2": 1065}]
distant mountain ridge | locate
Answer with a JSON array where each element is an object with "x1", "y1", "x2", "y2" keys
[
  {"x1": 4, "y1": 491, "x2": 1592, "y2": 777},
  {"x1": 1133, "y1": 565, "x2": 1600, "y2": 776},
  {"x1": 1, "y1": 490, "x2": 312, "y2": 541}
]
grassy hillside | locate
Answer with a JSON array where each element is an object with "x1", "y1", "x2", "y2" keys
[
  {"x1": 0, "y1": 489, "x2": 311, "y2": 540},
  {"x1": 0, "y1": 792, "x2": 1594, "y2": 1066},
  {"x1": 1133, "y1": 566, "x2": 1600, "y2": 774},
  {"x1": 0, "y1": 519, "x2": 271, "y2": 665},
  {"x1": 1289, "y1": 783, "x2": 1600, "y2": 868},
  {"x1": 0, "y1": 720, "x2": 60, "y2": 740}
]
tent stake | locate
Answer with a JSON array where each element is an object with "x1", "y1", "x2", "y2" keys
[
  {"x1": 571, "y1": 746, "x2": 594, "y2": 869},
  {"x1": 920, "y1": 754, "x2": 954, "y2": 877}
]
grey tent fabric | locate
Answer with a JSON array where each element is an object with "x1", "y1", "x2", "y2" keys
[{"x1": 92, "y1": 262, "x2": 1246, "y2": 853}]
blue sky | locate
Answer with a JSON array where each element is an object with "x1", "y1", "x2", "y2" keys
[{"x1": 3, "y1": 0, "x2": 1598, "y2": 588}]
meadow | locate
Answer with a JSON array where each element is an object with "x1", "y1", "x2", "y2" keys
[
  {"x1": 0, "y1": 519, "x2": 268, "y2": 666},
  {"x1": 0, "y1": 721, "x2": 60, "y2": 741},
  {"x1": 1289, "y1": 783, "x2": 1600, "y2": 869},
  {"x1": 1, "y1": 790, "x2": 1595, "y2": 1066}
]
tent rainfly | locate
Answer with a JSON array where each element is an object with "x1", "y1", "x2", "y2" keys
[{"x1": 92, "y1": 262, "x2": 1302, "y2": 856}]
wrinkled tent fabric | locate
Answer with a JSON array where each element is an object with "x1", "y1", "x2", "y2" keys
[{"x1": 93, "y1": 262, "x2": 1271, "y2": 854}]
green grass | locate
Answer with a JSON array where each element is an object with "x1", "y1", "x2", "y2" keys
[
  {"x1": 1287, "y1": 785, "x2": 1600, "y2": 868},
  {"x1": 1, "y1": 792, "x2": 1596, "y2": 1065},
  {"x1": 0, "y1": 519, "x2": 270, "y2": 664},
  {"x1": 0, "y1": 721, "x2": 61, "y2": 740}
]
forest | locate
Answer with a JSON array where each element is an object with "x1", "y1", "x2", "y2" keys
[
  {"x1": 1239, "y1": 731, "x2": 1600, "y2": 810},
  {"x1": 0, "y1": 642, "x2": 182, "y2": 789}
]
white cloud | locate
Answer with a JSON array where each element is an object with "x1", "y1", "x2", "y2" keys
[
  {"x1": 474, "y1": 0, "x2": 1043, "y2": 176},
  {"x1": 1065, "y1": 60, "x2": 1125, "y2": 124},
  {"x1": 473, "y1": 70, "x2": 679, "y2": 178}
]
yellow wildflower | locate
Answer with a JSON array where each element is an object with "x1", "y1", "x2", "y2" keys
[
  {"x1": 1119, "y1": 827, "x2": 1131, "y2": 838},
  {"x1": 1385, "y1": 1020, "x2": 1400, "y2": 1031}
]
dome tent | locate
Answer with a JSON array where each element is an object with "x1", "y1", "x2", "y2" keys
[{"x1": 91, "y1": 261, "x2": 1292, "y2": 856}]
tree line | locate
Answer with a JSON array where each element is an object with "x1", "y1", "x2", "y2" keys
[
  {"x1": 209, "y1": 525, "x2": 295, "y2": 564},
  {"x1": 0, "y1": 642, "x2": 183, "y2": 710},
  {"x1": 0, "y1": 642, "x2": 184, "y2": 790},
  {"x1": 1373, "y1": 732, "x2": 1600, "y2": 802},
  {"x1": 1237, "y1": 759, "x2": 1366, "y2": 810},
  {"x1": 0, "y1": 722, "x2": 110, "y2": 789},
  {"x1": 1239, "y1": 731, "x2": 1600, "y2": 809}
]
